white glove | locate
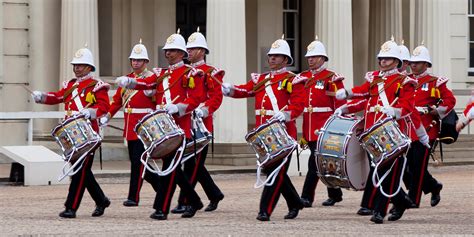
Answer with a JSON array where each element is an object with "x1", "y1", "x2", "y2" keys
[
  {"x1": 165, "y1": 104, "x2": 179, "y2": 115},
  {"x1": 80, "y1": 109, "x2": 91, "y2": 119},
  {"x1": 468, "y1": 107, "x2": 474, "y2": 120},
  {"x1": 195, "y1": 108, "x2": 204, "y2": 118},
  {"x1": 335, "y1": 89, "x2": 347, "y2": 100},
  {"x1": 222, "y1": 83, "x2": 232, "y2": 96},
  {"x1": 31, "y1": 91, "x2": 43, "y2": 103},
  {"x1": 99, "y1": 116, "x2": 109, "y2": 127},
  {"x1": 272, "y1": 111, "x2": 286, "y2": 122},
  {"x1": 115, "y1": 76, "x2": 132, "y2": 88},
  {"x1": 334, "y1": 108, "x2": 344, "y2": 116},
  {"x1": 418, "y1": 133, "x2": 430, "y2": 149},
  {"x1": 381, "y1": 106, "x2": 396, "y2": 118}
]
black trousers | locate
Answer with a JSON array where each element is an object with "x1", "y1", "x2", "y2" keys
[
  {"x1": 178, "y1": 145, "x2": 224, "y2": 205},
  {"x1": 126, "y1": 140, "x2": 160, "y2": 203},
  {"x1": 259, "y1": 155, "x2": 303, "y2": 216},
  {"x1": 65, "y1": 151, "x2": 108, "y2": 211},
  {"x1": 153, "y1": 152, "x2": 202, "y2": 214},
  {"x1": 301, "y1": 141, "x2": 343, "y2": 203},
  {"x1": 404, "y1": 141, "x2": 439, "y2": 206},
  {"x1": 365, "y1": 157, "x2": 408, "y2": 217}
]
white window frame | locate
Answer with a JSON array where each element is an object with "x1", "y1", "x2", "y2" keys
[
  {"x1": 469, "y1": 0, "x2": 474, "y2": 74},
  {"x1": 283, "y1": 0, "x2": 300, "y2": 72}
]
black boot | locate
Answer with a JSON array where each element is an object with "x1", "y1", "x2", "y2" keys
[
  {"x1": 171, "y1": 204, "x2": 187, "y2": 214},
  {"x1": 256, "y1": 212, "x2": 270, "y2": 221},
  {"x1": 431, "y1": 182, "x2": 443, "y2": 207},
  {"x1": 357, "y1": 207, "x2": 373, "y2": 216},
  {"x1": 59, "y1": 209, "x2": 76, "y2": 218},
  {"x1": 182, "y1": 202, "x2": 204, "y2": 218},
  {"x1": 123, "y1": 199, "x2": 138, "y2": 207},
  {"x1": 300, "y1": 198, "x2": 312, "y2": 208},
  {"x1": 284, "y1": 208, "x2": 299, "y2": 219},
  {"x1": 92, "y1": 198, "x2": 111, "y2": 217},
  {"x1": 322, "y1": 197, "x2": 342, "y2": 206},
  {"x1": 370, "y1": 212, "x2": 384, "y2": 224},
  {"x1": 150, "y1": 210, "x2": 167, "y2": 220}
]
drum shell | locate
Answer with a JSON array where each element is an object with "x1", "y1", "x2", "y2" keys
[
  {"x1": 245, "y1": 120, "x2": 296, "y2": 169},
  {"x1": 51, "y1": 115, "x2": 102, "y2": 163},
  {"x1": 316, "y1": 115, "x2": 369, "y2": 190},
  {"x1": 358, "y1": 117, "x2": 411, "y2": 168},
  {"x1": 135, "y1": 110, "x2": 185, "y2": 159},
  {"x1": 183, "y1": 118, "x2": 212, "y2": 158}
]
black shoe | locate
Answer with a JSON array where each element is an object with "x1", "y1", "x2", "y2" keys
[
  {"x1": 92, "y1": 198, "x2": 111, "y2": 217},
  {"x1": 322, "y1": 197, "x2": 342, "y2": 206},
  {"x1": 357, "y1": 207, "x2": 373, "y2": 216},
  {"x1": 370, "y1": 212, "x2": 384, "y2": 224},
  {"x1": 150, "y1": 210, "x2": 167, "y2": 220},
  {"x1": 170, "y1": 204, "x2": 187, "y2": 214},
  {"x1": 300, "y1": 198, "x2": 312, "y2": 208},
  {"x1": 431, "y1": 182, "x2": 443, "y2": 207},
  {"x1": 256, "y1": 212, "x2": 270, "y2": 221},
  {"x1": 205, "y1": 199, "x2": 222, "y2": 212},
  {"x1": 59, "y1": 209, "x2": 76, "y2": 218},
  {"x1": 284, "y1": 208, "x2": 299, "y2": 219},
  {"x1": 123, "y1": 199, "x2": 138, "y2": 207},
  {"x1": 388, "y1": 206, "x2": 406, "y2": 221},
  {"x1": 389, "y1": 205, "x2": 396, "y2": 214},
  {"x1": 181, "y1": 202, "x2": 204, "y2": 218}
]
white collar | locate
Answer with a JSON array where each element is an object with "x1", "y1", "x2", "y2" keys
[
  {"x1": 168, "y1": 61, "x2": 184, "y2": 70},
  {"x1": 379, "y1": 68, "x2": 399, "y2": 77},
  {"x1": 270, "y1": 67, "x2": 288, "y2": 77},
  {"x1": 310, "y1": 65, "x2": 327, "y2": 75},
  {"x1": 75, "y1": 73, "x2": 92, "y2": 83},
  {"x1": 191, "y1": 60, "x2": 205, "y2": 67},
  {"x1": 133, "y1": 68, "x2": 148, "y2": 78},
  {"x1": 412, "y1": 70, "x2": 430, "y2": 79}
]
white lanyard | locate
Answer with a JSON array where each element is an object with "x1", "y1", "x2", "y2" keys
[
  {"x1": 71, "y1": 86, "x2": 84, "y2": 111},
  {"x1": 264, "y1": 74, "x2": 280, "y2": 113},
  {"x1": 163, "y1": 71, "x2": 172, "y2": 105}
]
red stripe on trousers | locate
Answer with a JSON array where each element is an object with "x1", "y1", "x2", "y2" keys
[
  {"x1": 266, "y1": 165, "x2": 286, "y2": 215},
  {"x1": 385, "y1": 159, "x2": 400, "y2": 213},
  {"x1": 72, "y1": 156, "x2": 90, "y2": 209},
  {"x1": 416, "y1": 148, "x2": 430, "y2": 205},
  {"x1": 162, "y1": 170, "x2": 176, "y2": 211},
  {"x1": 190, "y1": 152, "x2": 202, "y2": 184},
  {"x1": 135, "y1": 163, "x2": 145, "y2": 202}
]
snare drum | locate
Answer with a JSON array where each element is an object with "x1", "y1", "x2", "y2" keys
[
  {"x1": 245, "y1": 119, "x2": 296, "y2": 169},
  {"x1": 135, "y1": 110, "x2": 185, "y2": 159},
  {"x1": 182, "y1": 116, "x2": 212, "y2": 162},
  {"x1": 359, "y1": 117, "x2": 411, "y2": 167},
  {"x1": 51, "y1": 114, "x2": 101, "y2": 163},
  {"x1": 316, "y1": 115, "x2": 369, "y2": 190}
]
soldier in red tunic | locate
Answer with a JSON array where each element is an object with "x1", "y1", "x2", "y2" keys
[
  {"x1": 171, "y1": 28, "x2": 225, "y2": 214},
  {"x1": 222, "y1": 36, "x2": 305, "y2": 221},
  {"x1": 401, "y1": 44, "x2": 455, "y2": 211},
  {"x1": 457, "y1": 90, "x2": 474, "y2": 131},
  {"x1": 32, "y1": 47, "x2": 111, "y2": 218},
  {"x1": 115, "y1": 31, "x2": 205, "y2": 220},
  {"x1": 335, "y1": 38, "x2": 418, "y2": 224},
  {"x1": 296, "y1": 38, "x2": 345, "y2": 208},
  {"x1": 100, "y1": 40, "x2": 159, "y2": 207}
]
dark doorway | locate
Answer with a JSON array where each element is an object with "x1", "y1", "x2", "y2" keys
[{"x1": 176, "y1": 0, "x2": 207, "y2": 40}]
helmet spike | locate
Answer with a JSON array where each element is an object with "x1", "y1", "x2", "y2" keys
[
  {"x1": 177, "y1": 28, "x2": 180, "y2": 34},
  {"x1": 421, "y1": 40, "x2": 424, "y2": 45},
  {"x1": 281, "y1": 34, "x2": 285, "y2": 40},
  {"x1": 401, "y1": 39, "x2": 405, "y2": 45},
  {"x1": 390, "y1": 35, "x2": 394, "y2": 41},
  {"x1": 197, "y1": 26, "x2": 200, "y2": 32},
  {"x1": 315, "y1": 35, "x2": 319, "y2": 40},
  {"x1": 139, "y1": 38, "x2": 142, "y2": 44},
  {"x1": 84, "y1": 42, "x2": 88, "y2": 48}
]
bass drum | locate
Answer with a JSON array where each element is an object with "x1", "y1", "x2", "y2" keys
[{"x1": 316, "y1": 115, "x2": 369, "y2": 190}]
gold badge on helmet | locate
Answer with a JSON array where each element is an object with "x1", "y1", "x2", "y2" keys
[
  {"x1": 133, "y1": 45, "x2": 142, "y2": 54},
  {"x1": 307, "y1": 42, "x2": 316, "y2": 51},
  {"x1": 271, "y1": 40, "x2": 281, "y2": 49},
  {"x1": 413, "y1": 46, "x2": 422, "y2": 56},
  {"x1": 381, "y1": 42, "x2": 391, "y2": 52},
  {"x1": 74, "y1": 49, "x2": 84, "y2": 58},
  {"x1": 166, "y1": 35, "x2": 175, "y2": 44},
  {"x1": 188, "y1": 33, "x2": 197, "y2": 43}
]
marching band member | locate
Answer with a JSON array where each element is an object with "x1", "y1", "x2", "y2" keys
[
  {"x1": 456, "y1": 90, "x2": 474, "y2": 132},
  {"x1": 100, "y1": 40, "x2": 159, "y2": 207},
  {"x1": 404, "y1": 44, "x2": 455, "y2": 208},
  {"x1": 398, "y1": 41, "x2": 411, "y2": 75},
  {"x1": 297, "y1": 38, "x2": 345, "y2": 208},
  {"x1": 32, "y1": 46, "x2": 111, "y2": 218},
  {"x1": 222, "y1": 36, "x2": 305, "y2": 221},
  {"x1": 335, "y1": 38, "x2": 417, "y2": 224},
  {"x1": 171, "y1": 28, "x2": 225, "y2": 214},
  {"x1": 115, "y1": 31, "x2": 205, "y2": 220}
]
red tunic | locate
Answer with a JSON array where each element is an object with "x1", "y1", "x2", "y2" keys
[
  {"x1": 132, "y1": 62, "x2": 205, "y2": 138},
  {"x1": 108, "y1": 70, "x2": 156, "y2": 140},
  {"x1": 297, "y1": 68, "x2": 346, "y2": 142},
  {"x1": 346, "y1": 69, "x2": 417, "y2": 139},
  {"x1": 410, "y1": 72, "x2": 456, "y2": 140},
  {"x1": 192, "y1": 61, "x2": 224, "y2": 132},
  {"x1": 230, "y1": 68, "x2": 305, "y2": 139},
  {"x1": 44, "y1": 75, "x2": 110, "y2": 132}
]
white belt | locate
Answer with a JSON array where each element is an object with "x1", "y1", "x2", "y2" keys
[
  {"x1": 65, "y1": 111, "x2": 80, "y2": 116},
  {"x1": 415, "y1": 106, "x2": 429, "y2": 114},
  {"x1": 303, "y1": 107, "x2": 332, "y2": 113},
  {"x1": 255, "y1": 109, "x2": 275, "y2": 116},
  {"x1": 124, "y1": 108, "x2": 153, "y2": 114},
  {"x1": 368, "y1": 106, "x2": 383, "y2": 113}
]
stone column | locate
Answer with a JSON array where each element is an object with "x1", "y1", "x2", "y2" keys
[
  {"x1": 367, "y1": 0, "x2": 403, "y2": 70},
  {"x1": 207, "y1": 0, "x2": 248, "y2": 143},
  {"x1": 60, "y1": 0, "x2": 100, "y2": 81},
  {"x1": 315, "y1": 0, "x2": 354, "y2": 88}
]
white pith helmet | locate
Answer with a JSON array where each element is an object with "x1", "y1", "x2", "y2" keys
[
  {"x1": 186, "y1": 27, "x2": 209, "y2": 54},
  {"x1": 267, "y1": 34, "x2": 293, "y2": 65},
  {"x1": 70, "y1": 44, "x2": 96, "y2": 71},
  {"x1": 163, "y1": 29, "x2": 188, "y2": 58},
  {"x1": 398, "y1": 40, "x2": 410, "y2": 62},
  {"x1": 305, "y1": 35, "x2": 328, "y2": 61},
  {"x1": 129, "y1": 38, "x2": 149, "y2": 61},
  {"x1": 410, "y1": 42, "x2": 432, "y2": 67},
  {"x1": 377, "y1": 36, "x2": 403, "y2": 68}
]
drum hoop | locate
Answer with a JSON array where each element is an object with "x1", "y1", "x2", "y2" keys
[
  {"x1": 258, "y1": 144, "x2": 296, "y2": 167},
  {"x1": 144, "y1": 131, "x2": 185, "y2": 157},
  {"x1": 134, "y1": 109, "x2": 167, "y2": 133},
  {"x1": 51, "y1": 114, "x2": 86, "y2": 135},
  {"x1": 245, "y1": 119, "x2": 282, "y2": 141},
  {"x1": 358, "y1": 116, "x2": 395, "y2": 140}
]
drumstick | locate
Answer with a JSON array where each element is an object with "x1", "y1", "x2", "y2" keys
[
  {"x1": 279, "y1": 105, "x2": 288, "y2": 112},
  {"x1": 21, "y1": 84, "x2": 34, "y2": 94},
  {"x1": 374, "y1": 97, "x2": 399, "y2": 123},
  {"x1": 171, "y1": 95, "x2": 180, "y2": 103}
]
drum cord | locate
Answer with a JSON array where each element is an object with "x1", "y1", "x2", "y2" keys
[
  {"x1": 58, "y1": 140, "x2": 100, "y2": 181},
  {"x1": 140, "y1": 138, "x2": 186, "y2": 177},
  {"x1": 371, "y1": 154, "x2": 408, "y2": 198},
  {"x1": 254, "y1": 145, "x2": 295, "y2": 189}
]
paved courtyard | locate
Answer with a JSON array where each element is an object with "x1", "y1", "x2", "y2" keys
[{"x1": 0, "y1": 164, "x2": 473, "y2": 236}]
